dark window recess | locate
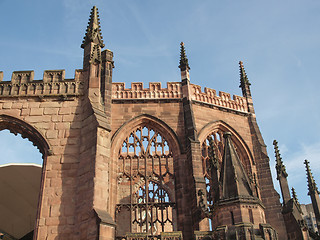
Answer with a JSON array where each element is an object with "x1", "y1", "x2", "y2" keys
[
  {"x1": 231, "y1": 211, "x2": 235, "y2": 225},
  {"x1": 249, "y1": 209, "x2": 254, "y2": 224}
]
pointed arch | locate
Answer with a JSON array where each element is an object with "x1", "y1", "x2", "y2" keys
[
  {"x1": 198, "y1": 120, "x2": 257, "y2": 221},
  {"x1": 0, "y1": 114, "x2": 51, "y2": 239},
  {"x1": 111, "y1": 114, "x2": 182, "y2": 158},
  {"x1": 0, "y1": 114, "x2": 51, "y2": 157},
  {"x1": 198, "y1": 120, "x2": 254, "y2": 166},
  {"x1": 112, "y1": 114, "x2": 180, "y2": 237}
]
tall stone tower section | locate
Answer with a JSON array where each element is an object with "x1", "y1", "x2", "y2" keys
[
  {"x1": 178, "y1": 42, "x2": 206, "y2": 234},
  {"x1": 76, "y1": 5, "x2": 115, "y2": 240},
  {"x1": 0, "y1": 5, "x2": 116, "y2": 240}
]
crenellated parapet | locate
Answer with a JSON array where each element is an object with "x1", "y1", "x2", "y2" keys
[
  {"x1": 112, "y1": 82, "x2": 182, "y2": 99},
  {"x1": 43, "y1": 70, "x2": 65, "y2": 82},
  {"x1": 190, "y1": 84, "x2": 248, "y2": 113},
  {"x1": 0, "y1": 70, "x2": 84, "y2": 98},
  {"x1": 11, "y1": 70, "x2": 35, "y2": 83},
  {"x1": 111, "y1": 81, "x2": 248, "y2": 113}
]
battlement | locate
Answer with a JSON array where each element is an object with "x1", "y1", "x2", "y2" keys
[
  {"x1": 112, "y1": 82, "x2": 182, "y2": 99},
  {"x1": 112, "y1": 82, "x2": 248, "y2": 113},
  {"x1": 190, "y1": 84, "x2": 247, "y2": 112},
  {"x1": 0, "y1": 69, "x2": 247, "y2": 112},
  {"x1": 0, "y1": 70, "x2": 84, "y2": 97}
]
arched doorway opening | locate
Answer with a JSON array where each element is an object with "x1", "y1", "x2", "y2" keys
[{"x1": 0, "y1": 115, "x2": 50, "y2": 240}]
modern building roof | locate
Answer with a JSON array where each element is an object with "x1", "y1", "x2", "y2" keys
[{"x1": 0, "y1": 164, "x2": 41, "y2": 239}]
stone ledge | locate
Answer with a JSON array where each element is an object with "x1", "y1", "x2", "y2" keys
[{"x1": 94, "y1": 208, "x2": 116, "y2": 227}]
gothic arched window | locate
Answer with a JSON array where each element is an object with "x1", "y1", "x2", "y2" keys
[{"x1": 116, "y1": 126, "x2": 176, "y2": 237}]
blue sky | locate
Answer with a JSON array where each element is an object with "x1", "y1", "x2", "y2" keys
[{"x1": 0, "y1": 0, "x2": 320, "y2": 204}]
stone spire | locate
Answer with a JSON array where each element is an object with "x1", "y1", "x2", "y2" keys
[
  {"x1": 81, "y1": 6, "x2": 105, "y2": 49},
  {"x1": 178, "y1": 42, "x2": 190, "y2": 71},
  {"x1": 304, "y1": 159, "x2": 320, "y2": 230},
  {"x1": 291, "y1": 187, "x2": 301, "y2": 209},
  {"x1": 179, "y1": 41, "x2": 196, "y2": 136},
  {"x1": 81, "y1": 6, "x2": 106, "y2": 69},
  {"x1": 239, "y1": 61, "x2": 255, "y2": 113},
  {"x1": 239, "y1": 61, "x2": 251, "y2": 97},
  {"x1": 178, "y1": 42, "x2": 190, "y2": 83},
  {"x1": 273, "y1": 140, "x2": 291, "y2": 205},
  {"x1": 220, "y1": 132, "x2": 253, "y2": 199},
  {"x1": 291, "y1": 188, "x2": 298, "y2": 202},
  {"x1": 273, "y1": 140, "x2": 288, "y2": 179},
  {"x1": 305, "y1": 159, "x2": 319, "y2": 195}
]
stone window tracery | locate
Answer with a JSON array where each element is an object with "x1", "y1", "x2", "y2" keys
[
  {"x1": 201, "y1": 130, "x2": 224, "y2": 209},
  {"x1": 116, "y1": 126, "x2": 176, "y2": 237}
]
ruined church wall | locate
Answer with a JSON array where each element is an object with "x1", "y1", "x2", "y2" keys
[
  {"x1": 0, "y1": 96, "x2": 84, "y2": 239},
  {"x1": 0, "y1": 69, "x2": 288, "y2": 239}
]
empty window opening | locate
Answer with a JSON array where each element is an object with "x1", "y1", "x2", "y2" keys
[{"x1": 0, "y1": 129, "x2": 43, "y2": 240}]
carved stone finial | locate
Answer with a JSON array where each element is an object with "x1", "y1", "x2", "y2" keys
[
  {"x1": 304, "y1": 159, "x2": 319, "y2": 195},
  {"x1": 81, "y1": 6, "x2": 105, "y2": 49},
  {"x1": 292, "y1": 187, "x2": 302, "y2": 212},
  {"x1": 239, "y1": 61, "x2": 252, "y2": 99},
  {"x1": 178, "y1": 42, "x2": 190, "y2": 71},
  {"x1": 273, "y1": 140, "x2": 288, "y2": 180},
  {"x1": 239, "y1": 61, "x2": 250, "y2": 87},
  {"x1": 292, "y1": 187, "x2": 298, "y2": 201}
]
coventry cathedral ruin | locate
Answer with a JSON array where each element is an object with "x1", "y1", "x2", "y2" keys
[{"x1": 1, "y1": 6, "x2": 320, "y2": 240}]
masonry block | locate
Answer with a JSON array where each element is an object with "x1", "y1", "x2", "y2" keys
[
  {"x1": 43, "y1": 70, "x2": 65, "y2": 82},
  {"x1": 11, "y1": 70, "x2": 34, "y2": 83}
]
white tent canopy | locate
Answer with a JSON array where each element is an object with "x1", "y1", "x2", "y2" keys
[{"x1": 0, "y1": 164, "x2": 42, "y2": 239}]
